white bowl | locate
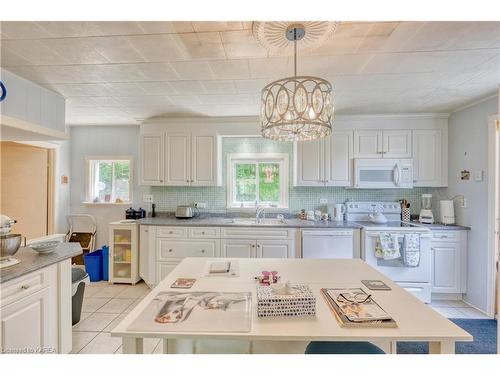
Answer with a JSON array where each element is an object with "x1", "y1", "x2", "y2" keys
[{"x1": 30, "y1": 241, "x2": 60, "y2": 254}]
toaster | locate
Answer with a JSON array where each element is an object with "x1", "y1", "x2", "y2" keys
[{"x1": 175, "y1": 206, "x2": 194, "y2": 218}]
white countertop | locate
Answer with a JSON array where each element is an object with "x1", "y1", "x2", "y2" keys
[{"x1": 112, "y1": 258, "x2": 471, "y2": 353}]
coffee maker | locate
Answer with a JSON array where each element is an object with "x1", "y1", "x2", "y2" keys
[{"x1": 419, "y1": 193, "x2": 434, "y2": 224}]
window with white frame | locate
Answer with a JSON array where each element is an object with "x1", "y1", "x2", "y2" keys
[
  {"x1": 86, "y1": 157, "x2": 132, "y2": 203},
  {"x1": 227, "y1": 153, "x2": 288, "y2": 209}
]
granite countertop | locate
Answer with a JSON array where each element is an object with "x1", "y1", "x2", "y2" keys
[
  {"x1": 409, "y1": 222, "x2": 471, "y2": 231},
  {"x1": 1, "y1": 243, "x2": 82, "y2": 284},
  {"x1": 139, "y1": 214, "x2": 362, "y2": 229}
]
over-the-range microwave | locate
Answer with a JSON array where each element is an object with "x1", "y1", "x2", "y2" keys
[{"x1": 353, "y1": 158, "x2": 413, "y2": 189}]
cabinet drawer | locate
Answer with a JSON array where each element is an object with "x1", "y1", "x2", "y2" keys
[
  {"x1": 157, "y1": 227, "x2": 188, "y2": 238},
  {"x1": 189, "y1": 227, "x2": 220, "y2": 239},
  {"x1": 222, "y1": 228, "x2": 293, "y2": 239},
  {"x1": 0, "y1": 264, "x2": 56, "y2": 308},
  {"x1": 432, "y1": 231, "x2": 460, "y2": 242},
  {"x1": 157, "y1": 239, "x2": 218, "y2": 260}
]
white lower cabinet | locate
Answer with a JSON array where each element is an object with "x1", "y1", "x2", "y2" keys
[
  {"x1": 221, "y1": 239, "x2": 255, "y2": 258},
  {"x1": 146, "y1": 226, "x2": 297, "y2": 285},
  {"x1": 0, "y1": 261, "x2": 71, "y2": 354},
  {"x1": 431, "y1": 230, "x2": 467, "y2": 295}
]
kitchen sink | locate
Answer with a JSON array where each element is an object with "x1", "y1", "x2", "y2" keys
[{"x1": 228, "y1": 218, "x2": 287, "y2": 225}]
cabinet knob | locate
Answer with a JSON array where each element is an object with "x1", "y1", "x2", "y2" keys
[
  {"x1": 252, "y1": 244, "x2": 256, "y2": 248},
  {"x1": 21, "y1": 285, "x2": 30, "y2": 290},
  {"x1": 257, "y1": 244, "x2": 260, "y2": 248},
  {"x1": 168, "y1": 249, "x2": 173, "y2": 252},
  {"x1": 186, "y1": 180, "x2": 189, "y2": 183},
  {"x1": 191, "y1": 180, "x2": 194, "y2": 183},
  {"x1": 201, "y1": 231, "x2": 205, "y2": 235},
  {"x1": 201, "y1": 249, "x2": 205, "y2": 253},
  {"x1": 169, "y1": 231, "x2": 173, "y2": 234},
  {"x1": 160, "y1": 180, "x2": 163, "y2": 182}
]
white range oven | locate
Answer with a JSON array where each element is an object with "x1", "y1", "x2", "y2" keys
[{"x1": 346, "y1": 201, "x2": 433, "y2": 303}]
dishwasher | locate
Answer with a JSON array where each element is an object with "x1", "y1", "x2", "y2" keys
[{"x1": 301, "y1": 229, "x2": 355, "y2": 259}]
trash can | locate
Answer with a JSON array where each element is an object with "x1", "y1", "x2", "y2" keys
[
  {"x1": 84, "y1": 250, "x2": 103, "y2": 282},
  {"x1": 101, "y1": 245, "x2": 109, "y2": 281},
  {"x1": 72, "y1": 268, "x2": 89, "y2": 325}
]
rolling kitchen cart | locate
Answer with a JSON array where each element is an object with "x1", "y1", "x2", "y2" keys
[{"x1": 109, "y1": 221, "x2": 140, "y2": 284}]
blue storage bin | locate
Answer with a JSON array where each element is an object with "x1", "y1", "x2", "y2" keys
[
  {"x1": 84, "y1": 250, "x2": 103, "y2": 282},
  {"x1": 101, "y1": 246, "x2": 109, "y2": 281}
]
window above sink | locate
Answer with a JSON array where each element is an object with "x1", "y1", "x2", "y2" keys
[{"x1": 226, "y1": 153, "x2": 289, "y2": 211}]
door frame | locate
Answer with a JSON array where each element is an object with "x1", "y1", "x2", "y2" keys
[{"x1": 486, "y1": 114, "x2": 499, "y2": 320}]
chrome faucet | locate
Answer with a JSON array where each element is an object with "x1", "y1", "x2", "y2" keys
[{"x1": 255, "y1": 206, "x2": 266, "y2": 223}]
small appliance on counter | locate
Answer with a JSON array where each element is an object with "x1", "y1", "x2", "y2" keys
[
  {"x1": 125, "y1": 207, "x2": 146, "y2": 220},
  {"x1": 439, "y1": 200, "x2": 455, "y2": 225},
  {"x1": 0, "y1": 214, "x2": 23, "y2": 268},
  {"x1": 331, "y1": 203, "x2": 346, "y2": 222},
  {"x1": 175, "y1": 205, "x2": 199, "y2": 219},
  {"x1": 419, "y1": 194, "x2": 434, "y2": 224}
]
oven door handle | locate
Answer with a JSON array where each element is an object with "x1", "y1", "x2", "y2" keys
[{"x1": 366, "y1": 233, "x2": 432, "y2": 238}]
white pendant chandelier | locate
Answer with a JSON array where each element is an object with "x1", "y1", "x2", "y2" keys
[{"x1": 260, "y1": 24, "x2": 334, "y2": 142}]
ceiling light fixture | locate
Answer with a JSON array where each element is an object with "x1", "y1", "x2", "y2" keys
[{"x1": 260, "y1": 24, "x2": 334, "y2": 142}]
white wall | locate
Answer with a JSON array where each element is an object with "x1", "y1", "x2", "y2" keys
[
  {"x1": 53, "y1": 140, "x2": 71, "y2": 234},
  {"x1": 446, "y1": 96, "x2": 498, "y2": 312},
  {"x1": 70, "y1": 125, "x2": 149, "y2": 247}
]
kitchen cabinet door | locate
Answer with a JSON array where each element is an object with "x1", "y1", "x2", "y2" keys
[
  {"x1": 139, "y1": 225, "x2": 156, "y2": 287},
  {"x1": 140, "y1": 132, "x2": 165, "y2": 185},
  {"x1": 191, "y1": 134, "x2": 218, "y2": 186},
  {"x1": 257, "y1": 240, "x2": 294, "y2": 258},
  {"x1": 0, "y1": 287, "x2": 56, "y2": 353},
  {"x1": 221, "y1": 239, "x2": 256, "y2": 258},
  {"x1": 157, "y1": 261, "x2": 180, "y2": 284},
  {"x1": 353, "y1": 130, "x2": 382, "y2": 158},
  {"x1": 325, "y1": 130, "x2": 353, "y2": 186},
  {"x1": 165, "y1": 132, "x2": 191, "y2": 186},
  {"x1": 412, "y1": 130, "x2": 442, "y2": 187},
  {"x1": 157, "y1": 239, "x2": 219, "y2": 260},
  {"x1": 383, "y1": 130, "x2": 412, "y2": 158},
  {"x1": 294, "y1": 138, "x2": 325, "y2": 186},
  {"x1": 431, "y1": 242, "x2": 461, "y2": 293}
]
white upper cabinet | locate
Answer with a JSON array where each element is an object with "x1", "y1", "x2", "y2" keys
[
  {"x1": 383, "y1": 130, "x2": 412, "y2": 158},
  {"x1": 354, "y1": 130, "x2": 411, "y2": 158},
  {"x1": 294, "y1": 138, "x2": 325, "y2": 186},
  {"x1": 353, "y1": 130, "x2": 381, "y2": 158},
  {"x1": 139, "y1": 127, "x2": 219, "y2": 187},
  {"x1": 325, "y1": 130, "x2": 353, "y2": 186},
  {"x1": 166, "y1": 132, "x2": 191, "y2": 186},
  {"x1": 140, "y1": 132, "x2": 165, "y2": 185},
  {"x1": 413, "y1": 129, "x2": 443, "y2": 187},
  {"x1": 191, "y1": 134, "x2": 217, "y2": 186},
  {"x1": 294, "y1": 131, "x2": 353, "y2": 187}
]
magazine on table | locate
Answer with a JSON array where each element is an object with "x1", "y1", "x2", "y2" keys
[{"x1": 321, "y1": 287, "x2": 397, "y2": 328}]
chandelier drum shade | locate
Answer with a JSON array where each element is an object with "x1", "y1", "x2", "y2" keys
[
  {"x1": 261, "y1": 75, "x2": 333, "y2": 141},
  {"x1": 259, "y1": 24, "x2": 335, "y2": 142}
]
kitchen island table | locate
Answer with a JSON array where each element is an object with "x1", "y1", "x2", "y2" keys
[{"x1": 112, "y1": 258, "x2": 471, "y2": 354}]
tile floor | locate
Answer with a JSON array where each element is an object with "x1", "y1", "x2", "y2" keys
[
  {"x1": 71, "y1": 281, "x2": 163, "y2": 354},
  {"x1": 72, "y1": 281, "x2": 489, "y2": 354}
]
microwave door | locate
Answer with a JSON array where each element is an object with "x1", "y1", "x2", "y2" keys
[{"x1": 357, "y1": 166, "x2": 398, "y2": 188}]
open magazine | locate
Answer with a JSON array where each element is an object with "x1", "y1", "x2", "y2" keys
[{"x1": 321, "y1": 288, "x2": 397, "y2": 328}]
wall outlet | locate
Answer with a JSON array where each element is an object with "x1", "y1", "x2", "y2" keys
[
  {"x1": 319, "y1": 198, "x2": 328, "y2": 204},
  {"x1": 143, "y1": 194, "x2": 154, "y2": 203},
  {"x1": 461, "y1": 197, "x2": 467, "y2": 208},
  {"x1": 193, "y1": 202, "x2": 207, "y2": 208}
]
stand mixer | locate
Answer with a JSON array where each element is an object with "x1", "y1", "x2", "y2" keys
[{"x1": 0, "y1": 214, "x2": 23, "y2": 268}]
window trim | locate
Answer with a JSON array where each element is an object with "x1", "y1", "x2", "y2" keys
[
  {"x1": 84, "y1": 155, "x2": 133, "y2": 204},
  {"x1": 226, "y1": 153, "x2": 289, "y2": 211}
]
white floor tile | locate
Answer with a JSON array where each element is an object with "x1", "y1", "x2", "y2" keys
[
  {"x1": 456, "y1": 307, "x2": 489, "y2": 319},
  {"x1": 72, "y1": 312, "x2": 92, "y2": 330},
  {"x1": 123, "y1": 299, "x2": 141, "y2": 313},
  {"x1": 432, "y1": 306, "x2": 468, "y2": 319},
  {"x1": 97, "y1": 298, "x2": 136, "y2": 314},
  {"x1": 103, "y1": 314, "x2": 128, "y2": 332},
  {"x1": 92, "y1": 285, "x2": 128, "y2": 298},
  {"x1": 82, "y1": 297, "x2": 111, "y2": 313},
  {"x1": 83, "y1": 287, "x2": 103, "y2": 298},
  {"x1": 73, "y1": 313, "x2": 119, "y2": 332},
  {"x1": 153, "y1": 340, "x2": 164, "y2": 354},
  {"x1": 79, "y1": 332, "x2": 122, "y2": 354},
  {"x1": 115, "y1": 283, "x2": 150, "y2": 299},
  {"x1": 71, "y1": 331, "x2": 99, "y2": 353}
]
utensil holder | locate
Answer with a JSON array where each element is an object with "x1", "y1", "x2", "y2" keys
[{"x1": 401, "y1": 208, "x2": 411, "y2": 222}]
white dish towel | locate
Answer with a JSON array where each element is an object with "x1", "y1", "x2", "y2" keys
[
  {"x1": 375, "y1": 233, "x2": 401, "y2": 260},
  {"x1": 403, "y1": 233, "x2": 420, "y2": 267}
]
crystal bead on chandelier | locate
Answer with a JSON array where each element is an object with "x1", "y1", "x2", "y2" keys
[{"x1": 261, "y1": 25, "x2": 334, "y2": 142}]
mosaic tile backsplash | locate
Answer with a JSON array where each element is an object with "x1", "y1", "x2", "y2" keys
[{"x1": 151, "y1": 137, "x2": 432, "y2": 214}]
